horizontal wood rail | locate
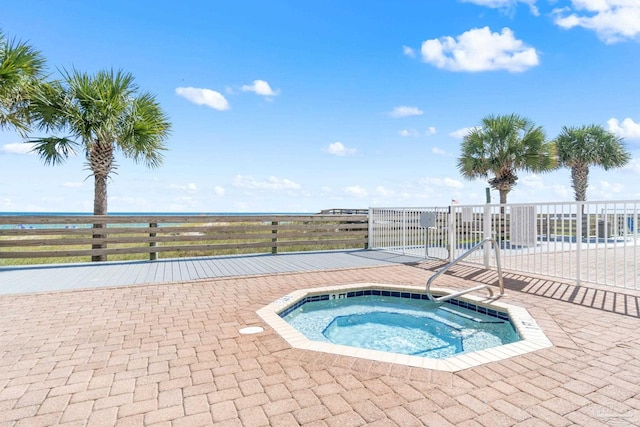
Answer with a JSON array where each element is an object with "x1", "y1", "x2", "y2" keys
[{"x1": 0, "y1": 214, "x2": 368, "y2": 264}]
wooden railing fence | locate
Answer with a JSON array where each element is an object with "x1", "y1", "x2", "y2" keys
[{"x1": 0, "y1": 214, "x2": 368, "y2": 264}]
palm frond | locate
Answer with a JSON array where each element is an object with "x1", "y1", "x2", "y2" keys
[
  {"x1": 554, "y1": 124, "x2": 630, "y2": 201},
  {"x1": 28, "y1": 136, "x2": 78, "y2": 166},
  {"x1": 457, "y1": 113, "x2": 554, "y2": 202},
  {"x1": 0, "y1": 31, "x2": 47, "y2": 133}
]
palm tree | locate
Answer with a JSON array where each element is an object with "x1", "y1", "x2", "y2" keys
[
  {"x1": 457, "y1": 113, "x2": 557, "y2": 205},
  {"x1": 0, "y1": 31, "x2": 46, "y2": 133},
  {"x1": 29, "y1": 68, "x2": 171, "y2": 261},
  {"x1": 555, "y1": 124, "x2": 630, "y2": 202}
]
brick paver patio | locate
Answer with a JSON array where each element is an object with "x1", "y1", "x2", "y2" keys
[{"x1": 1, "y1": 261, "x2": 639, "y2": 426}]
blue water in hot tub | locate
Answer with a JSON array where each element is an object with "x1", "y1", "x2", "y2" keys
[{"x1": 282, "y1": 295, "x2": 519, "y2": 359}]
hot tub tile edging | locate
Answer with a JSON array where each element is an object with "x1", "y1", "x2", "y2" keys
[{"x1": 256, "y1": 283, "x2": 552, "y2": 372}]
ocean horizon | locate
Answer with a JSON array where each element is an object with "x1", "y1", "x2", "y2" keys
[{"x1": 0, "y1": 211, "x2": 324, "y2": 230}]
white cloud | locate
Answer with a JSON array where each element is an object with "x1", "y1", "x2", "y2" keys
[
  {"x1": 461, "y1": 0, "x2": 539, "y2": 16},
  {"x1": 625, "y1": 158, "x2": 640, "y2": 174},
  {"x1": 421, "y1": 26, "x2": 539, "y2": 72},
  {"x1": 233, "y1": 175, "x2": 301, "y2": 190},
  {"x1": 607, "y1": 117, "x2": 640, "y2": 140},
  {"x1": 449, "y1": 126, "x2": 479, "y2": 139},
  {"x1": 418, "y1": 177, "x2": 464, "y2": 189},
  {"x1": 169, "y1": 183, "x2": 198, "y2": 193},
  {"x1": 175, "y1": 87, "x2": 229, "y2": 111},
  {"x1": 375, "y1": 186, "x2": 394, "y2": 197},
  {"x1": 464, "y1": 0, "x2": 510, "y2": 5},
  {"x1": 1, "y1": 198, "x2": 16, "y2": 209},
  {"x1": 241, "y1": 80, "x2": 280, "y2": 96},
  {"x1": 553, "y1": 1, "x2": 640, "y2": 43},
  {"x1": 389, "y1": 106, "x2": 424, "y2": 118},
  {"x1": 591, "y1": 180, "x2": 624, "y2": 198},
  {"x1": 213, "y1": 186, "x2": 225, "y2": 196},
  {"x1": 174, "y1": 195, "x2": 196, "y2": 203},
  {"x1": 62, "y1": 182, "x2": 83, "y2": 188},
  {"x1": 399, "y1": 129, "x2": 419, "y2": 137},
  {"x1": 520, "y1": 174, "x2": 545, "y2": 189},
  {"x1": 398, "y1": 128, "x2": 436, "y2": 137},
  {"x1": 165, "y1": 195, "x2": 203, "y2": 212},
  {"x1": 110, "y1": 195, "x2": 149, "y2": 207},
  {"x1": 41, "y1": 195, "x2": 64, "y2": 204},
  {"x1": 432, "y1": 147, "x2": 447, "y2": 156},
  {"x1": 345, "y1": 186, "x2": 368, "y2": 197},
  {"x1": 552, "y1": 184, "x2": 572, "y2": 199},
  {"x1": 326, "y1": 142, "x2": 357, "y2": 156},
  {"x1": 443, "y1": 178, "x2": 464, "y2": 189},
  {"x1": 1, "y1": 142, "x2": 36, "y2": 154},
  {"x1": 402, "y1": 45, "x2": 416, "y2": 57}
]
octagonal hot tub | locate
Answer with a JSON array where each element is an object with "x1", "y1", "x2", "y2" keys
[{"x1": 257, "y1": 283, "x2": 552, "y2": 372}]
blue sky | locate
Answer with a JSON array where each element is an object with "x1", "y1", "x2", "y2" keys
[{"x1": 1, "y1": 0, "x2": 639, "y2": 213}]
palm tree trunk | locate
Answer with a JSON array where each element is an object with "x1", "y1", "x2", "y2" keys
[
  {"x1": 498, "y1": 188, "x2": 509, "y2": 217},
  {"x1": 571, "y1": 164, "x2": 589, "y2": 203},
  {"x1": 499, "y1": 190, "x2": 508, "y2": 205},
  {"x1": 92, "y1": 174, "x2": 108, "y2": 262},
  {"x1": 495, "y1": 188, "x2": 509, "y2": 242},
  {"x1": 93, "y1": 174, "x2": 108, "y2": 215},
  {"x1": 571, "y1": 164, "x2": 589, "y2": 215},
  {"x1": 89, "y1": 140, "x2": 113, "y2": 262}
]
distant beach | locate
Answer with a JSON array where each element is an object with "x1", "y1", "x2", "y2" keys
[
  {"x1": 0, "y1": 212, "x2": 308, "y2": 216},
  {"x1": 0, "y1": 212, "x2": 311, "y2": 230}
]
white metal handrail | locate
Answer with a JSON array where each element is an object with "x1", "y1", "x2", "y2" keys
[{"x1": 426, "y1": 237, "x2": 504, "y2": 303}]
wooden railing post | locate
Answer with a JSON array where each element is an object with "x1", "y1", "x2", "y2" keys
[
  {"x1": 92, "y1": 223, "x2": 106, "y2": 262},
  {"x1": 149, "y1": 222, "x2": 157, "y2": 260},
  {"x1": 271, "y1": 221, "x2": 278, "y2": 254}
]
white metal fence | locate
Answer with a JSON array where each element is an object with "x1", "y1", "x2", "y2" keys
[{"x1": 369, "y1": 200, "x2": 640, "y2": 289}]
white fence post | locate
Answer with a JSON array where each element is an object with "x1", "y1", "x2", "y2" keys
[
  {"x1": 402, "y1": 209, "x2": 407, "y2": 255},
  {"x1": 448, "y1": 205, "x2": 456, "y2": 262},
  {"x1": 368, "y1": 207, "x2": 373, "y2": 249},
  {"x1": 483, "y1": 203, "x2": 492, "y2": 268},
  {"x1": 576, "y1": 204, "x2": 582, "y2": 286}
]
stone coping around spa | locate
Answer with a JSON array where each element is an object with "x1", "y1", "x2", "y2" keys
[{"x1": 256, "y1": 283, "x2": 553, "y2": 372}]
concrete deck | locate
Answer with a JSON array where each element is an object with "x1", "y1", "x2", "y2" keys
[
  {"x1": 0, "y1": 250, "x2": 423, "y2": 295},
  {"x1": 1, "y1": 257, "x2": 640, "y2": 426}
]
